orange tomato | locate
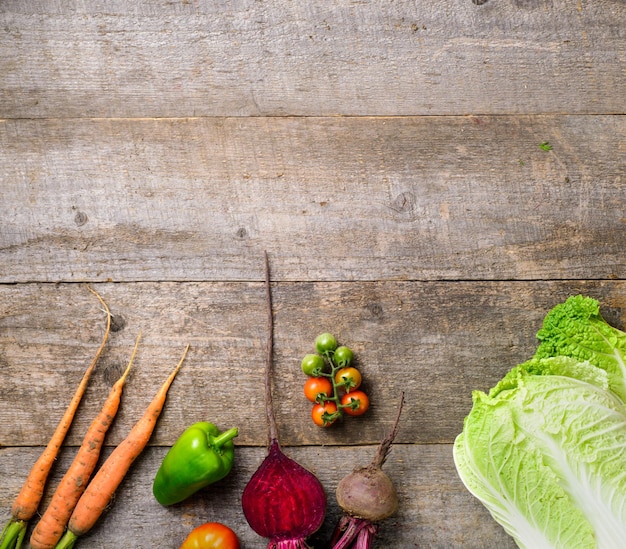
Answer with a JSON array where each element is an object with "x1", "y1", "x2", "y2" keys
[
  {"x1": 340, "y1": 390, "x2": 370, "y2": 416},
  {"x1": 312, "y1": 401, "x2": 339, "y2": 427},
  {"x1": 304, "y1": 376, "x2": 333, "y2": 402},
  {"x1": 179, "y1": 522, "x2": 240, "y2": 549},
  {"x1": 334, "y1": 367, "x2": 362, "y2": 393}
]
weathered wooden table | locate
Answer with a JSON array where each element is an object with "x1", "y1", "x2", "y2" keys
[{"x1": 1, "y1": 1, "x2": 625, "y2": 547}]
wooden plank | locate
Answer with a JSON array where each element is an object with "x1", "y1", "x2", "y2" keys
[
  {"x1": 0, "y1": 444, "x2": 517, "y2": 549},
  {"x1": 1, "y1": 115, "x2": 624, "y2": 283},
  {"x1": 1, "y1": 0, "x2": 624, "y2": 118},
  {"x1": 2, "y1": 280, "x2": 625, "y2": 449}
]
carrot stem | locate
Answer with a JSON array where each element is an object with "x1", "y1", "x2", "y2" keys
[
  {"x1": 51, "y1": 531, "x2": 77, "y2": 549},
  {"x1": 0, "y1": 286, "x2": 111, "y2": 549},
  {"x1": 0, "y1": 521, "x2": 27, "y2": 549},
  {"x1": 54, "y1": 344, "x2": 189, "y2": 547},
  {"x1": 29, "y1": 332, "x2": 141, "y2": 549}
]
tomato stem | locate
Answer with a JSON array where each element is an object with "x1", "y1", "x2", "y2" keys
[
  {"x1": 316, "y1": 350, "x2": 347, "y2": 413},
  {"x1": 339, "y1": 399, "x2": 360, "y2": 411}
]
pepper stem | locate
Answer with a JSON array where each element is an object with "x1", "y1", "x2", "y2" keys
[{"x1": 211, "y1": 427, "x2": 239, "y2": 448}]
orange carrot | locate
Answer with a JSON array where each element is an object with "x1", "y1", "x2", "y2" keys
[
  {"x1": 0, "y1": 286, "x2": 111, "y2": 549},
  {"x1": 54, "y1": 345, "x2": 189, "y2": 549},
  {"x1": 29, "y1": 333, "x2": 141, "y2": 549}
]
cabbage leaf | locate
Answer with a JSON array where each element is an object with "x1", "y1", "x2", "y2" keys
[
  {"x1": 534, "y1": 295, "x2": 626, "y2": 403},
  {"x1": 454, "y1": 356, "x2": 626, "y2": 549}
]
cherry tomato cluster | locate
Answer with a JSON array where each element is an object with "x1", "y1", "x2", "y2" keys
[{"x1": 301, "y1": 333, "x2": 370, "y2": 427}]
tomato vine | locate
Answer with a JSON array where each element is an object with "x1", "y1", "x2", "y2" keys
[{"x1": 300, "y1": 333, "x2": 370, "y2": 427}]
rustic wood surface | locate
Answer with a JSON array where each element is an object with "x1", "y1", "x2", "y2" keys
[
  {"x1": 1, "y1": 0, "x2": 624, "y2": 117},
  {"x1": 1, "y1": 0, "x2": 625, "y2": 547},
  {"x1": 1, "y1": 115, "x2": 625, "y2": 284}
]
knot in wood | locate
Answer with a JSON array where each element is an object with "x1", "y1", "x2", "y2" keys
[
  {"x1": 74, "y1": 210, "x2": 89, "y2": 226},
  {"x1": 389, "y1": 191, "x2": 418, "y2": 221}
]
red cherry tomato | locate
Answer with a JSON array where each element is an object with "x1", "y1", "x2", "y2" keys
[
  {"x1": 312, "y1": 401, "x2": 339, "y2": 427},
  {"x1": 179, "y1": 522, "x2": 240, "y2": 549},
  {"x1": 304, "y1": 376, "x2": 333, "y2": 402},
  {"x1": 341, "y1": 390, "x2": 370, "y2": 416}
]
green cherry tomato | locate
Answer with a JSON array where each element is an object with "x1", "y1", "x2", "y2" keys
[
  {"x1": 333, "y1": 346, "x2": 354, "y2": 367},
  {"x1": 315, "y1": 333, "x2": 338, "y2": 354},
  {"x1": 301, "y1": 353, "x2": 325, "y2": 376}
]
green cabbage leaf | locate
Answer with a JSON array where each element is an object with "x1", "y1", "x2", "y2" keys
[{"x1": 534, "y1": 295, "x2": 626, "y2": 403}]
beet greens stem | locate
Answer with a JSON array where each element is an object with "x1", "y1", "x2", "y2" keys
[
  {"x1": 372, "y1": 391, "x2": 405, "y2": 469},
  {"x1": 263, "y1": 250, "x2": 279, "y2": 446}
]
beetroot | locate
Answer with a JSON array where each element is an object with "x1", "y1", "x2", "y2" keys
[
  {"x1": 241, "y1": 252, "x2": 327, "y2": 549},
  {"x1": 330, "y1": 394, "x2": 404, "y2": 549}
]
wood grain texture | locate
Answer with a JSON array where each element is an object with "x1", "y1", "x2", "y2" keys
[
  {"x1": 2, "y1": 280, "x2": 625, "y2": 449},
  {"x1": 1, "y1": 115, "x2": 624, "y2": 283},
  {"x1": 1, "y1": 0, "x2": 624, "y2": 118},
  {"x1": 0, "y1": 444, "x2": 516, "y2": 549}
]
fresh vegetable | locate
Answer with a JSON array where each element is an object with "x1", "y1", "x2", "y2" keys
[
  {"x1": 333, "y1": 346, "x2": 354, "y2": 367},
  {"x1": 303, "y1": 376, "x2": 333, "y2": 403},
  {"x1": 454, "y1": 295, "x2": 626, "y2": 549},
  {"x1": 300, "y1": 335, "x2": 370, "y2": 426},
  {"x1": 340, "y1": 391, "x2": 370, "y2": 417},
  {"x1": 0, "y1": 287, "x2": 111, "y2": 549},
  {"x1": 334, "y1": 367, "x2": 362, "y2": 393},
  {"x1": 311, "y1": 401, "x2": 339, "y2": 427},
  {"x1": 454, "y1": 356, "x2": 626, "y2": 549},
  {"x1": 330, "y1": 394, "x2": 404, "y2": 549},
  {"x1": 54, "y1": 345, "x2": 189, "y2": 549},
  {"x1": 179, "y1": 522, "x2": 240, "y2": 549},
  {"x1": 315, "y1": 333, "x2": 338, "y2": 354},
  {"x1": 533, "y1": 294, "x2": 626, "y2": 403},
  {"x1": 241, "y1": 252, "x2": 326, "y2": 549},
  {"x1": 30, "y1": 333, "x2": 140, "y2": 549},
  {"x1": 153, "y1": 421, "x2": 238, "y2": 506},
  {"x1": 301, "y1": 354, "x2": 325, "y2": 376}
]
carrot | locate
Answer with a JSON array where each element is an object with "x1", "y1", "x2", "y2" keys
[
  {"x1": 54, "y1": 344, "x2": 189, "y2": 549},
  {"x1": 29, "y1": 333, "x2": 141, "y2": 549},
  {"x1": 0, "y1": 286, "x2": 111, "y2": 549}
]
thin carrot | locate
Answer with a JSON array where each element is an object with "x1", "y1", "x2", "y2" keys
[
  {"x1": 30, "y1": 333, "x2": 142, "y2": 549},
  {"x1": 54, "y1": 345, "x2": 189, "y2": 549},
  {"x1": 0, "y1": 286, "x2": 111, "y2": 549}
]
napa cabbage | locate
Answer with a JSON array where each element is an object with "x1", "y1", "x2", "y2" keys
[{"x1": 454, "y1": 296, "x2": 626, "y2": 549}]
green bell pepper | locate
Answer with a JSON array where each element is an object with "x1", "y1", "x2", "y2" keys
[{"x1": 153, "y1": 421, "x2": 238, "y2": 506}]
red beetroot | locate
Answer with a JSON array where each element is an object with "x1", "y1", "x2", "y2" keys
[
  {"x1": 330, "y1": 394, "x2": 404, "y2": 549},
  {"x1": 241, "y1": 252, "x2": 326, "y2": 549}
]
